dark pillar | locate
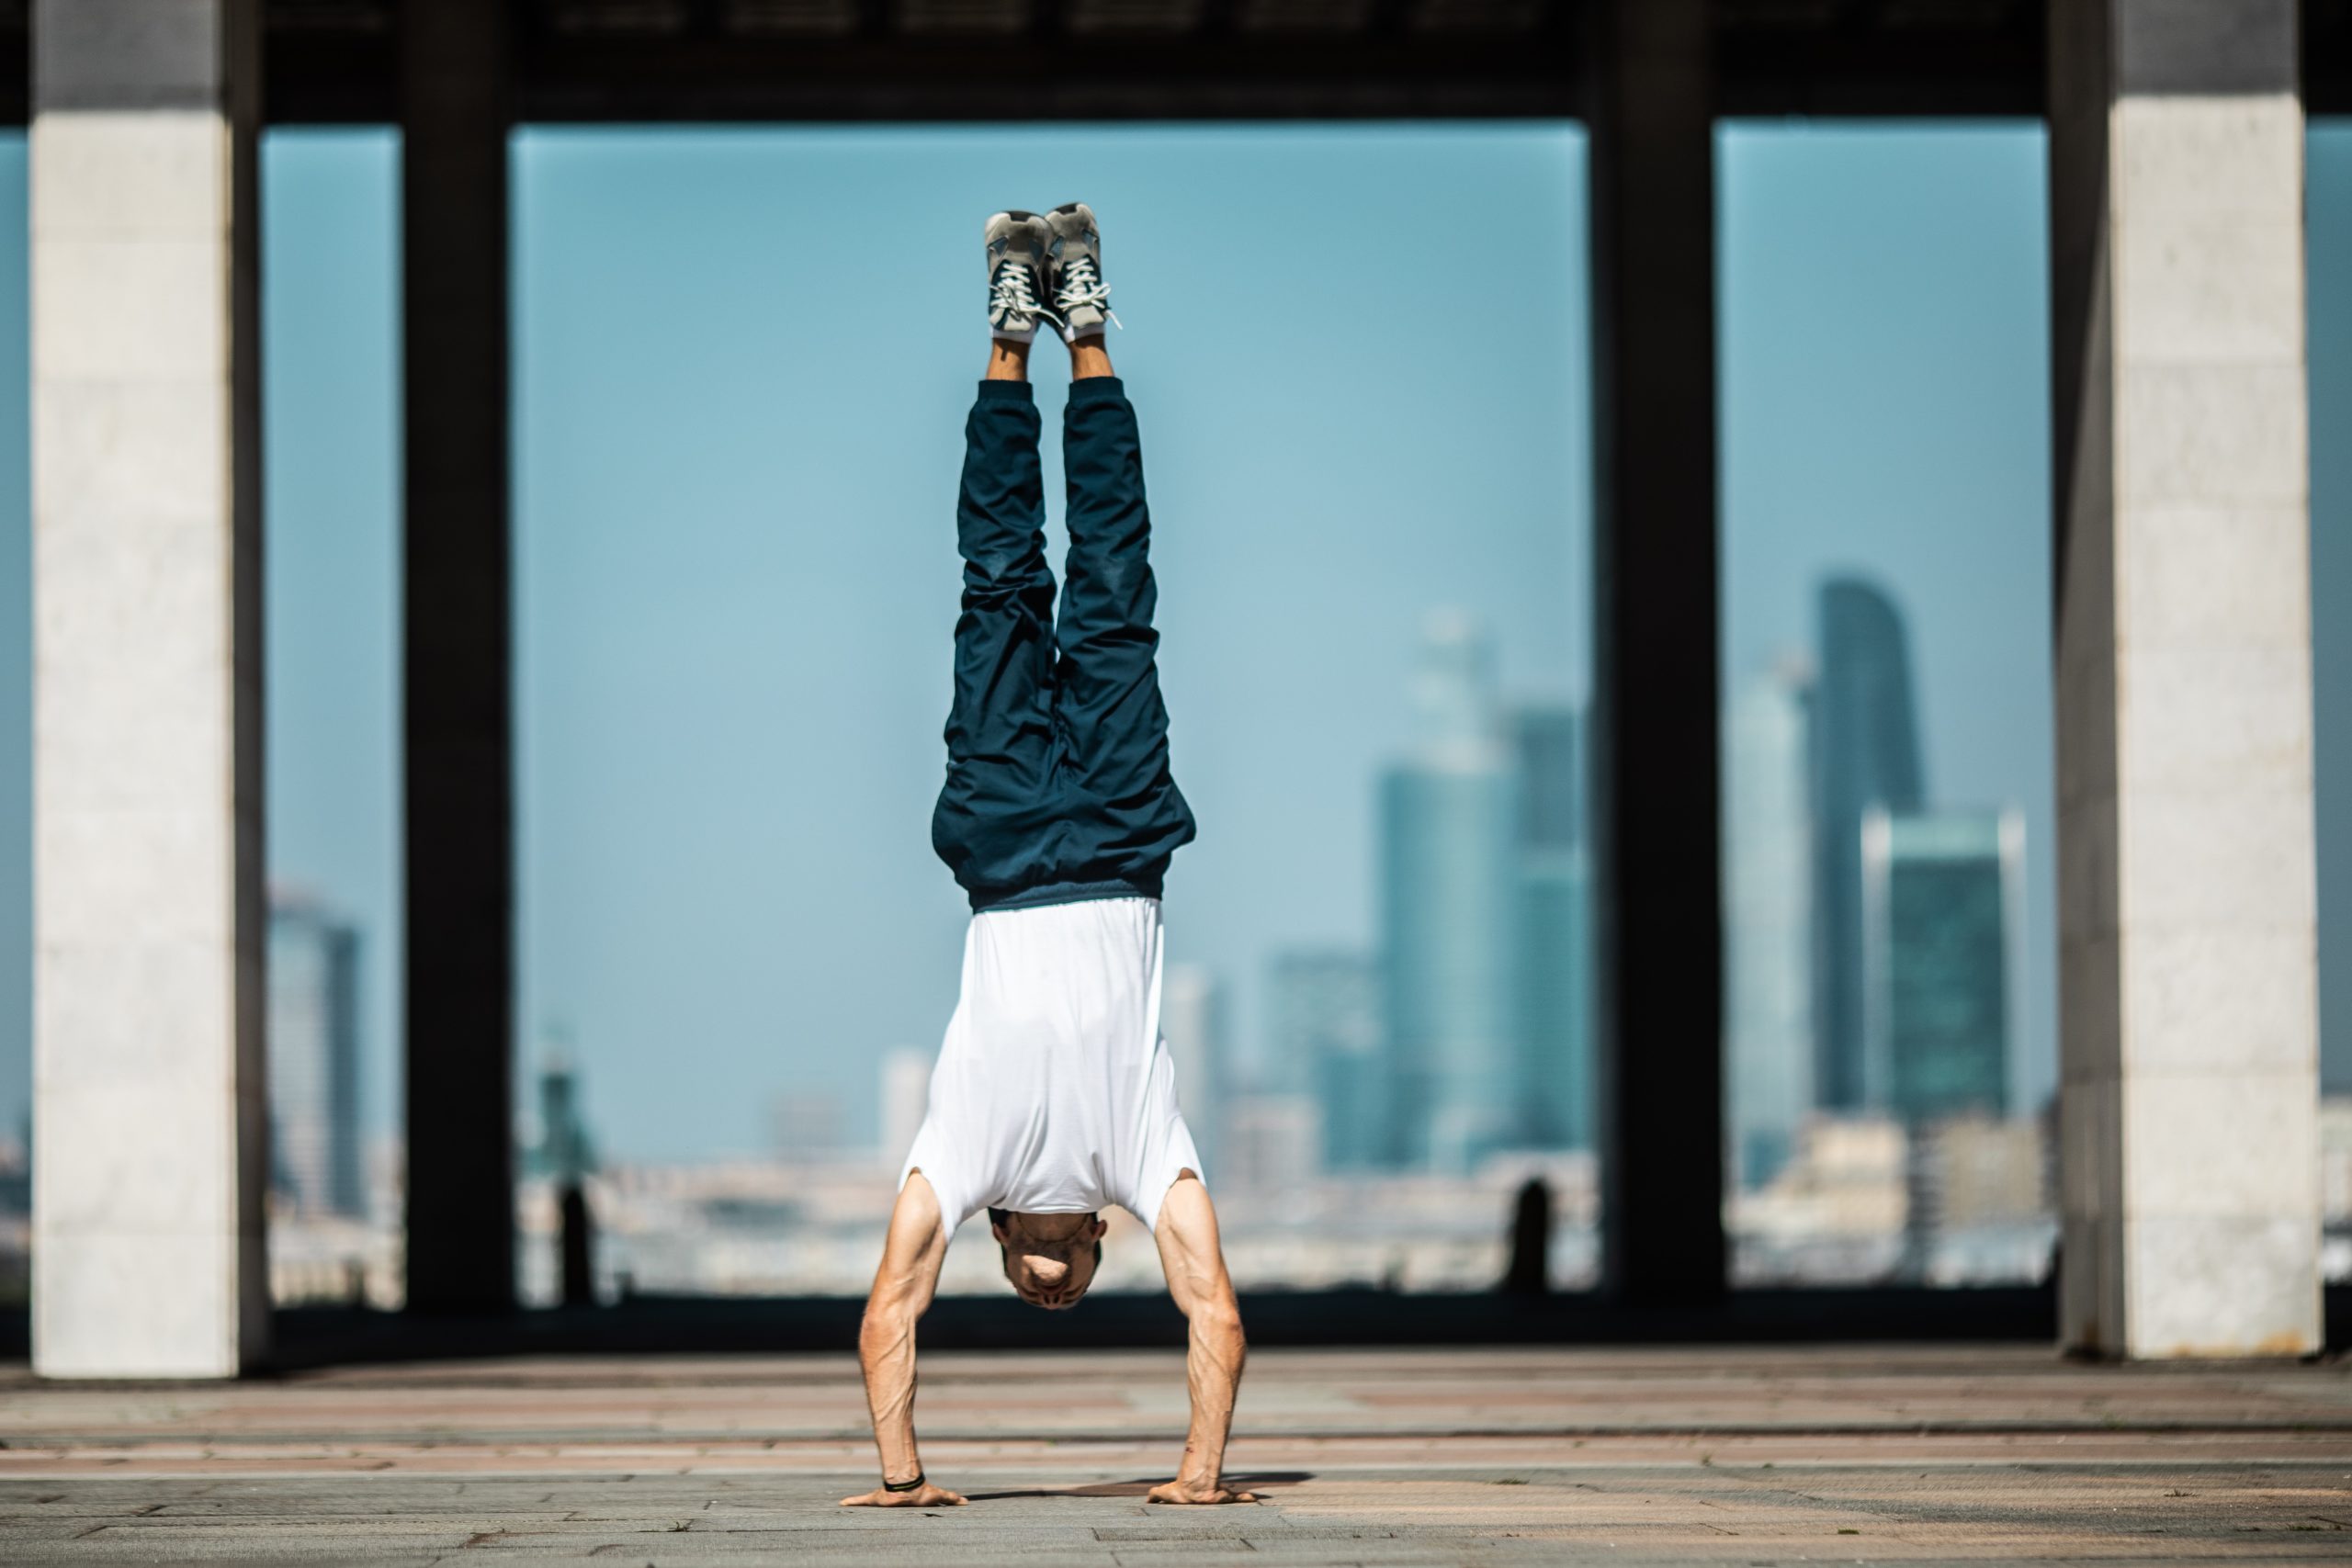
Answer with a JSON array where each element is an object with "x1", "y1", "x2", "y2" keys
[
  {"x1": 402, "y1": 0, "x2": 514, "y2": 1314},
  {"x1": 1585, "y1": 0, "x2": 1726, "y2": 1307}
]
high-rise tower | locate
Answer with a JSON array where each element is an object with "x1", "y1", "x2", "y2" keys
[
  {"x1": 1271, "y1": 950, "x2": 1384, "y2": 1170},
  {"x1": 266, "y1": 896, "x2": 365, "y2": 1217},
  {"x1": 1726, "y1": 660, "x2": 1815, "y2": 1187},
  {"x1": 1512, "y1": 705, "x2": 1592, "y2": 1151},
  {"x1": 1860, "y1": 808, "x2": 2018, "y2": 1122},
  {"x1": 1380, "y1": 611, "x2": 1517, "y2": 1170},
  {"x1": 1161, "y1": 964, "x2": 1227, "y2": 1171},
  {"x1": 1811, "y1": 578, "x2": 1926, "y2": 1111}
]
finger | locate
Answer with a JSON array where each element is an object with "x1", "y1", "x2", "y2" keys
[
  {"x1": 839, "y1": 1493, "x2": 875, "y2": 1507},
  {"x1": 939, "y1": 1491, "x2": 968, "y2": 1506}
]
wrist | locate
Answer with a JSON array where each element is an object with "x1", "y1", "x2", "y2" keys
[{"x1": 882, "y1": 1468, "x2": 926, "y2": 1493}]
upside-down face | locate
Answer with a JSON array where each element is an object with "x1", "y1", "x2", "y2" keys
[{"x1": 990, "y1": 1209, "x2": 1108, "y2": 1310}]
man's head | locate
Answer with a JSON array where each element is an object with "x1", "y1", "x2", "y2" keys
[{"x1": 989, "y1": 1207, "x2": 1106, "y2": 1309}]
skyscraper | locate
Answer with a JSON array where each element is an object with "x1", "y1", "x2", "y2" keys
[
  {"x1": 1860, "y1": 808, "x2": 2018, "y2": 1122},
  {"x1": 1511, "y1": 706, "x2": 1592, "y2": 1151},
  {"x1": 1219, "y1": 1095, "x2": 1324, "y2": 1194},
  {"x1": 1811, "y1": 577, "x2": 1927, "y2": 1111},
  {"x1": 1727, "y1": 660, "x2": 1815, "y2": 1188},
  {"x1": 770, "y1": 1089, "x2": 842, "y2": 1162},
  {"x1": 532, "y1": 1054, "x2": 597, "y2": 1183},
  {"x1": 1269, "y1": 950, "x2": 1384, "y2": 1171},
  {"x1": 1381, "y1": 610, "x2": 1517, "y2": 1171},
  {"x1": 1160, "y1": 964, "x2": 1226, "y2": 1171},
  {"x1": 266, "y1": 896, "x2": 364, "y2": 1217},
  {"x1": 877, "y1": 1047, "x2": 933, "y2": 1170}
]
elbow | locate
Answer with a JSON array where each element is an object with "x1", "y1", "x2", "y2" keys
[
  {"x1": 1189, "y1": 1292, "x2": 1246, "y2": 1348},
  {"x1": 859, "y1": 1297, "x2": 919, "y2": 1359}
]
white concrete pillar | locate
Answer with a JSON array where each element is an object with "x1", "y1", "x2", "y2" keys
[
  {"x1": 2050, "y1": 0, "x2": 2319, "y2": 1358},
  {"x1": 29, "y1": 0, "x2": 268, "y2": 1377}
]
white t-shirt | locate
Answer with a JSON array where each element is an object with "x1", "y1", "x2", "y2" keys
[{"x1": 900, "y1": 896, "x2": 1203, "y2": 1237}]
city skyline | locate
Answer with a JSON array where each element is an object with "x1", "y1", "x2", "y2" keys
[
  {"x1": 0, "y1": 122, "x2": 2346, "y2": 1159},
  {"x1": 1725, "y1": 572, "x2": 2024, "y2": 1190}
]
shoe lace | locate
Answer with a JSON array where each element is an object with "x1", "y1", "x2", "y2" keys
[
  {"x1": 989, "y1": 257, "x2": 1055, "y2": 330},
  {"x1": 1054, "y1": 254, "x2": 1122, "y2": 332}
]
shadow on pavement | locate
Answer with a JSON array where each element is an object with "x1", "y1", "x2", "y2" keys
[{"x1": 961, "y1": 1471, "x2": 1313, "y2": 1502}]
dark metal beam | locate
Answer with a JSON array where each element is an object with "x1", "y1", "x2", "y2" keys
[
  {"x1": 1713, "y1": 0, "x2": 2043, "y2": 117},
  {"x1": 0, "y1": 1, "x2": 2197, "y2": 123},
  {"x1": 402, "y1": 0, "x2": 517, "y2": 1318},
  {"x1": 504, "y1": 33, "x2": 1580, "y2": 119},
  {"x1": 2312, "y1": 0, "x2": 2352, "y2": 113}
]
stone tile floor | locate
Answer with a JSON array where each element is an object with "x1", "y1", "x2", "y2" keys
[{"x1": 3, "y1": 1346, "x2": 2351, "y2": 1564}]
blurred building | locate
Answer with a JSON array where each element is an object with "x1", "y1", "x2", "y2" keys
[
  {"x1": 1907, "y1": 1114, "x2": 2048, "y2": 1229},
  {"x1": 266, "y1": 897, "x2": 364, "y2": 1217},
  {"x1": 2321, "y1": 1099, "x2": 2352, "y2": 1284},
  {"x1": 770, "y1": 1091, "x2": 844, "y2": 1163},
  {"x1": 1271, "y1": 950, "x2": 1384, "y2": 1172},
  {"x1": 877, "y1": 1048, "x2": 933, "y2": 1172},
  {"x1": 1511, "y1": 706, "x2": 1592, "y2": 1152},
  {"x1": 1160, "y1": 964, "x2": 1225, "y2": 1172},
  {"x1": 0, "y1": 1122, "x2": 27, "y2": 1306},
  {"x1": 1811, "y1": 578, "x2": 1926, "y2": 1111},
  {"x1": 1726, "y1": 661, "x2": 1816, "y2": 1188},
  {"x1": 527, "y1": 1055, "x2": 596, "y2": 1183},
  {"x1": 0, "y1": 1120, "x2": 26, "y2": 1216},
  {"x1": 1221, "y1": 1096, "x2": 1324, "y2": 1196},
  {"x1": 1731, "y1": 1113, "x2": 1909, "y2": 1285},
  {"x1": 1381, "y1": 611, "x2": 1518, "y2": 1171},
  {"x1": 2323, "y1": 1099, "x2": 2352, "y2": 1226},
  {"x1": 1902, "y1": 1112, "x2": 2055, "y2": 1286},
  {"x1": 1861, "y1": 809, "x2": 2019, "y2": 1122}
]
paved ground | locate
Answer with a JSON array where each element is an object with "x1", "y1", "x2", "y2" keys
[{"x1": 4, "y1": 1345, "x2": 2352, "y2": 1563}]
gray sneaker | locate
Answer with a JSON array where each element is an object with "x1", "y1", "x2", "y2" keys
[
  {"x1": 1045, "y1": 202, "x2": 1120, "y2": 342},
  {"x1": 984, "y1": 209, "x2": 1056, "y2": 342}
]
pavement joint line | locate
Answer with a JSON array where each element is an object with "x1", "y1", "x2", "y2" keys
[
  {"x1": 15, "y1": 1420, "x2": 2352, "y2": 1447},
  {"x1": 11, "y1": 1455, "x2": 2352, "y2": 1481}
]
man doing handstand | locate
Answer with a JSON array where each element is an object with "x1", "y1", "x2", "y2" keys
[{"x1": 840, "y1": 205, "x2": 1252, "y2": 1510}]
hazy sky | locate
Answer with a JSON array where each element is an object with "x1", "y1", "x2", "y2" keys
[{"x1": 0, "y1": 121, "x2": 2344, "y2": 1161}]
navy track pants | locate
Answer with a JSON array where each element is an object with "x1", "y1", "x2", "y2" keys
[{"x1": 931, "y1": 377, "x2": 1196, "y2": 910}]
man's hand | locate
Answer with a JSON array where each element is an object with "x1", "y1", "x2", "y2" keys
[
  {"x1": 1147, "y1": 1478, "x2": 1260, "y2": 1506},
  {"x1": 839, "y1": 1481, "x2": 968, "y2": 1508}
]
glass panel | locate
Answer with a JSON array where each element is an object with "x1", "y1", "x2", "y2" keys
[
  {"x1": 1718, "y1": 123, "x2": 2057, "y2": 1287},
  {"x1": 262, "y1": 131, "x2": 404, "y2": 1307},
  {"x1": 2311, "y1": 120, "x2": 2352, "y2": 1280},
  {"x1": 514, "y1": 125, "x2": 1596, "y2": 1298}
]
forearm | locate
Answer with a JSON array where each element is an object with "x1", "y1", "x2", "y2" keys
[
  {"x1": 1176, "y1": 1301, "x2": 1247, "y2": 1488},
  {"x1": 858, "y1": 1304, "x2": 925, "y2": 1483},
  {"x1": 838, "y1": 1180, "x2": 961, "y2": 1511}
]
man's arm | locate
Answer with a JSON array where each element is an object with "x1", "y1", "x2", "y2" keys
[
  {"x1": 1148, "y1": 1173, "x2": 1257, "y2": 1505},
  {"x1": 840, "y1": 1171, "x2": 966, "y2": 1507}
]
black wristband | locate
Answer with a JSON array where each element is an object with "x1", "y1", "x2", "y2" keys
[{"x1": 882, "y1": 1471, "x2": 926, "y2": 1494}]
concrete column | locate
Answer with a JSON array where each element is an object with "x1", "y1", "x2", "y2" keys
[
  {"x1": 28, "y1": 0, "x2": 267, "y2": 1377},
  {"x1": 2051, "y1": 0, "x2": 2319, "y2": 1358},
  {"x1": 1585, "y1": 0, "x2": 1726, "y2": 1306},
  {"x1": 402, "y1": 0, "x2": 516, "y2": 1314}
]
